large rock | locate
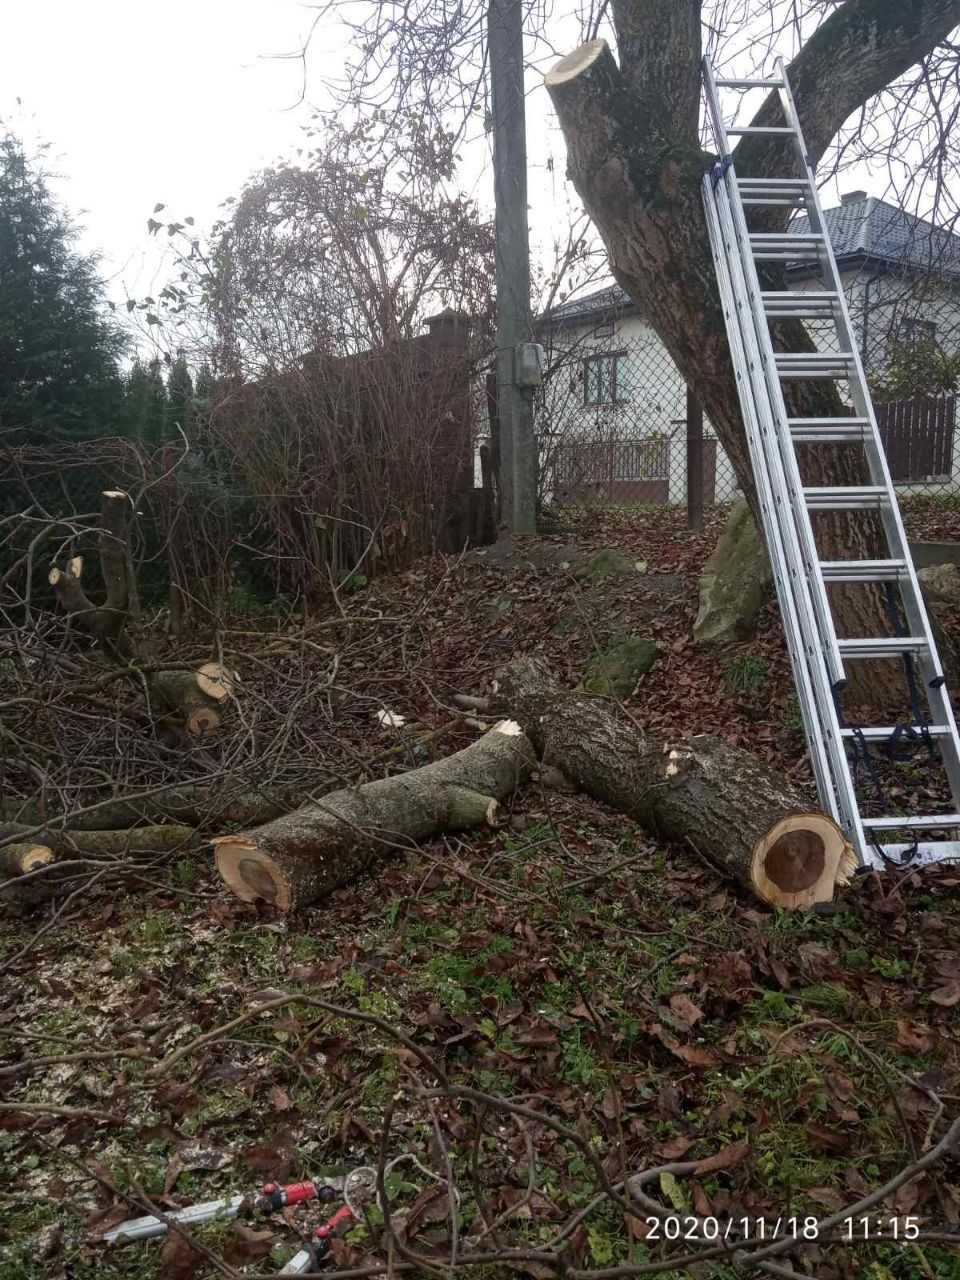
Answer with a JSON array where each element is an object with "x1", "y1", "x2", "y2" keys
[
  {"x1": 581, "y1": 636, "x2": 658, "y2": 697},
  {"x1": 693, "y1": 498, "x2": 771, "y2": 645},
  {"x1": 575, "y1": 548, "x2": 647, "y2": 581},
  {"x1": 918, "y1": 562, "x2": 960, "y2": 607}
]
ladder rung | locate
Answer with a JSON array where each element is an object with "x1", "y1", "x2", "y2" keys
[
  {"x1": 805, "y1": 485, "x2": 887, "y2": 510},
  {"x1": 739, "y1": 178, "x2": 809, "y2": 188},
  {"x1": 751, "y1": 234, "x2": 822, "y2": 245},
  {"x1": 862, "y1": 814, "x2": 960, "y2": 831},
  {"x1": 715, "y1": 78, "x2": 785, "y2": 89},
  {"x1": 837, "y1": 637, "x2": 928, "y2": 659},
  {"x1": 819, "y1": 559, "x2": 905, "y2": 583},
  {"x1": 776, "y1": 353, "x2": 856, "y2": 378},
  {"x1": 789, "y1": 417, "x2": 870, "y2": 443},
  {"x1": 727, "y1": 126, "x2": 796, "y2": 136},
  {"x1": 763, "y1": 291, "x2": 838, "y2": 317},
  {"x1": 841, "y1": 725, "x2": 952, "y2": 742}
]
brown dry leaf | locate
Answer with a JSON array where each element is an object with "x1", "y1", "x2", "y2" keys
[
  {"x1": 601, "y1": 1087, "x2": 622, "y2": 1120},
  {"x1": 270, "y1": 1085, "x2": 293, "y2": 1112},
  {"x1": 896, "y1": 1019, "x2": 937, "y2": 1052},
  {"x1": 657, "y1": 1136, "x2": 694, "y2": 1159},
  {"x1": 893, "y1": 1175, "x2": 928, "y2": 1215},
  {"x1": 691, "y1": 1181, "x2": 714, "y2": 1216},
  {"x1": 806, "y1": 1187, "x2": 846, "y2": 1212},
  {"x1": 625, "y1": 1213, "x2": 652, "y2": 1240},
  {"x1": 805, "y1": 1124, "x2": 848, "y2": 1154},
  {"x1": 158, "y1": 1231, "x2": 203, "y2": 1280},
  {"x1": 651, "y1": 1024, "x2": 717, "y2": 1067},
  {"x1": 669, "y1": 993, "x2": 704, "y2": 1027},
  {"x1": 930, "y1": 979, "x2": 960, "y2": 1007},
  {"x1": 223, "y1": 1223, "x2": 275, "y2": 1266},
  {"x1": 693, "y1": 1140, "x2": 750, "y2": 1176}
]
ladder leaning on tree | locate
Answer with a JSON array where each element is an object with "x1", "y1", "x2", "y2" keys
[{"x1": 701, "y1": 56, "x2": 960, "y2": 872}]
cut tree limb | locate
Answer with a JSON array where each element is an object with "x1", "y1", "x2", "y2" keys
[
  {"x1": 213, "y1": 720, "x2": 536, "y2": 910},
  {"x1": 49, "y1": 489, "x2": 230, "y2": 737},
  {"x1": 0, "y1": 824, "x2": 199, "y2": 906},
  {"x1": 496, "y1": 658, "x2": 855, "y2": 908}
]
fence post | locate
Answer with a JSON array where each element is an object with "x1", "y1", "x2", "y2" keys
[{"x1": 686, "y1": 387, "x2": 704, "y2": 531}]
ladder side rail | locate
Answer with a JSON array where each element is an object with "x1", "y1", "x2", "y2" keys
[
  {"x1": 709, "y1": 172, "x2": 861, "y2": 840},
  {"x1": 702, "y1": 58, "x2": 848, "y2": 690},
  {"x1": 703, "y1": 172, "x2": 841, "y2": 820},
  {"x1": 777, "y1": 59, "x2": 960, "y2": 817},
  {"x1": 717, "y1": 157, "x2": 849, "y2": 693}
]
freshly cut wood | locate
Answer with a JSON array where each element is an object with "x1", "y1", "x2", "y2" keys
[
  {"x1": 2, "y1": 843, "x2": 55, "y2": 879},
  {"x1": 496, "y1": 658, "x2": 855, "y2": 908},
  {"x1": 213, "y1": 720, "x2": 536, "y2": 910},
  {"x1": 0, "y1": 844, "x2": 57, "y2": 906}
]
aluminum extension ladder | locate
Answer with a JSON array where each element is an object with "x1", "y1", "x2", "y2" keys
[{"x1": 701, "y1": 56, "x2": 960, "y2": 870}]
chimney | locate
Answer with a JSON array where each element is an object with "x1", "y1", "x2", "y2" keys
[
  {"x1": 840, "y1": 190, "x2": 868, "y2": 206},
  {"x1": 424, "y1": 308, "x2": 471, "y2": 349}
]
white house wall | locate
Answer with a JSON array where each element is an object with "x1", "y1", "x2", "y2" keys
[{"x1": 540, "y1": 312, "x2": 740, "y2": 505}]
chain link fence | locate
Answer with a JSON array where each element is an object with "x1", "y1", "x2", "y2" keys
[
  {"x1": 524, "y1": 293, "x2": 960, "y2": 519},
  {"x1": 534, "y1": 320, "x2": 737, "y2": 512}
]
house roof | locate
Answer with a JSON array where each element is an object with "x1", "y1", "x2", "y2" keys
[
  {"x1": 539, "y1": 197, "x2": 960, "y2": 327},
  {"x1": 790, "y1": 196, "x2": 960, "y2": 279},
  {"x1": 538, "y1": 281, "x2": 632, "y2": 328}
]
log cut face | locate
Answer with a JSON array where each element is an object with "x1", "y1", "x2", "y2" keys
[
  {"x1": 498, "y1": 657, "x2": 854, "y2": 908},
  {"x1": 652, "y1": 738, "x2": 855, "y2": 909},
  {"x1": 213, "y1": 721, "x2": 536, "y2": 911}
]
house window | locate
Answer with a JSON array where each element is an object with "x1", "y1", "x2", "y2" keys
[
  {"x1": 592, "y1": 318, "x2": 615, "y2": 338},
  {"x1": 899, "y1": 318, "x2": 937, "y2": 346},
  {"x1": 583, "y1": 352, "x2": 624, "y2": 406}
]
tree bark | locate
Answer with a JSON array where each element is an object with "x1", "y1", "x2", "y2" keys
[
  {"x1": 544, "y1": 3, "x2": 960, "y2": 700},
  {"x1": 497, "y1": 658, "x2": 855, "y2": 907},
  {"x1": 0, "y1": 825, "x2": 197, "y2": 906},
  {"x1": 213, "y1": 720, "x2": 536, "y2": 910},
  {"x1": 48, "y1": 490, "x2": 230, "y2": 736},
  {"x1": 0, "y1": 785, "x2": 297, "y2": 832}
]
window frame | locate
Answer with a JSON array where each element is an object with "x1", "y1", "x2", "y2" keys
[
  {"x1": 582, "y1": 350, "x2": 627, "y2": 407},
  {"x1": 898, "y1": 318, "x2": 937, "y2": 347}
]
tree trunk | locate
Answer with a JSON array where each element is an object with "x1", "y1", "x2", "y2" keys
[
  {"x1": 497, "y1": 658, "x2": 854, "y2": 907},
  {"x1": 213, "y1": 720, "x2": 536, "y2": 910},
  {"x1": 544, "y1": 4, "x2": 960, "y2": 702}
]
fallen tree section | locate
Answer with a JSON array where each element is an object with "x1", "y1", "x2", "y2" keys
[
  {"x1": 213, "y1": 720, "x2": 536, "y2": 911},
  {"x1": 496, "y1": 658, "x2": 855, "y2": 909},
  {"x1": 0, "y1": 824, "x2": 197, "y2": 906}
]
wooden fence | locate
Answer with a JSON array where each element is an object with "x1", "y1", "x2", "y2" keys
[{"x1": 875, "y1": 394, "x2": 956, "y2": 483}]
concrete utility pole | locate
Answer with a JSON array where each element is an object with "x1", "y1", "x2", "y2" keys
[
  {"x1": 686, "y1": 387, "x2": 704, "y2": 532},
  {"x1": 488, "y1": 0, "x2": 537, "y2": 534}
]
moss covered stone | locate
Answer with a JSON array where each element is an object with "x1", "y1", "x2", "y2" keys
[
  {"x1": 576, "y1": 548, "x2": 645, "y2": 581},
  {"x1": 580, "y1": 636, "x2": 658, "y2": 696},
  {"x1": 693, "y1": 498, "x2": 771, "y2": 645}
]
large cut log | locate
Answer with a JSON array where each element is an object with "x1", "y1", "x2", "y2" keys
[
  {"x1": 213, "y1": 720, "x2": 536, "y2": 910},
  {"x1": 496, "y1": 658, "x2": 855, "y2": 909}
]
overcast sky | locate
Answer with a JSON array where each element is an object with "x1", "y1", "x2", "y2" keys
[
  {"x1": 0, "y1": 1, "x2": 344, "y2": 300},
  {"x1": 1, "y1": 1, "x2": 882, "y2": 335}
]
